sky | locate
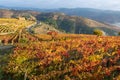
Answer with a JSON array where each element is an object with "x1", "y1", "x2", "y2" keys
[{"x1": 0, "y1": 0, "x2": 120, "y2": 10}]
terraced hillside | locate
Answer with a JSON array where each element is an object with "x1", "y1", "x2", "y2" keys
[
  {"x1": 0, "y1": 13, "x2": 120, "y2": 80},
  {"x1": 0, "y1": 18, "x2": 35, "y2": 44},
  {"x1": 0, "y1": 18, "x2": 34, "y2": 35},
  {"x1": 0, "y1": 9, "x2": 120, "y2": 36}
]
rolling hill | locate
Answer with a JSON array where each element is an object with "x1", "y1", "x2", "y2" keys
[
  {"x1": 36, "y1": 12, "x2": 120, "y2": 35},
  {"x1": 0, "y1": 9, "x2": 39, "y2": 19},
  {"x1": 0, "y1": 8, "x2": 120, "y2": 80},
  {"x1": 37, "y1": 8, "x2": 120, "y2": 24},
  {"x1": 0, "y1": 9, "x2": 120, "y2": 35},
  {"x1": 1, "y1": 6, "x2": 120, "y2": 23}
]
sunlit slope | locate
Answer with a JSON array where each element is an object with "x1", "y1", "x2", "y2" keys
[
  {"x1": 0, "y1": 18, "x2": 35, "y2": 44},
  {"x1": 31, "y1": 22, "x2": 61, "y2": 34},
  {"x1": 1, "y1": 34, "x2": 120, "y2": 80},
  {"x1": 0, "y1": 18, "x2": 34, "y2": 35}
]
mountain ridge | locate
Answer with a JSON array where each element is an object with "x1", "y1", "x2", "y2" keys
[
  {"x1": 37, "y1": 8, "x2": 120, "y2": 23},
  {"x1": 1, "y1": 6, "x2": 120, "y2": 23}
]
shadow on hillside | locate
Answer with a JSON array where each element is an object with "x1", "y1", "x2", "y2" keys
[{"x1": 0, "y1": 45, "x2": 15, "y2": 55}]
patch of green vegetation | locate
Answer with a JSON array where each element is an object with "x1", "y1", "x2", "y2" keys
[
  {"x1": 118, "y1": 32, "x2": 120, "y2": 36},
  {"x1": 19, "y1": 38, "x2": 29, "y2": 43},
  {"x1": 93, "y1": 29, "x2": 104, "y2": 36},
  {"x1": 98, "y1": 27, "x2": 117, "y2": 36},
  {"x1": 57, "y1": 19, "x2": 75, "y2": 33}
]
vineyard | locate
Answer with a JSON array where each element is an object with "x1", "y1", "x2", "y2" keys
[
  {"x1": 0, "y1": 18, "x2": 35, "y2": 44},
  {"x1": 0, "y1": 18, "x2": 120, "y2": 80},
  {"x1": 0, "y1": 33, "x2": 120, "y2": 80}
]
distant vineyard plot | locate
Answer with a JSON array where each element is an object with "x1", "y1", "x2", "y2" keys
[
  {"x1": 0, "y1": 18, "x2": 35, "y2": 45},
  {"x1": 0, "y1": 18, "x2": 34, "y2": 35}
]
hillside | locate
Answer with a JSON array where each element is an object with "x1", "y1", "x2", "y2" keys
[
  {"x1": 38, "y1": 8, "x2": 120, "y2": 23},
  {"x1": 0, "y1": 9, "x2": 39, "y2": 20},
  {"x1": 1, "y1": 7, "x2": 120, "y2": 23},
  {"x1": 36, "y1": 13, "x2": 120, "y2": 35},
  {"x1": 1, "y1": 34, "x2": 120, "y2": 80},
  {"x1": 0, "y1": 9, "x2": 120, "y2": 35},
  {"x1": 31, "y1": 22, "x2": 61, "y2": 34},
  {"x1": 0, "y1": 10, "x2": 120, "y2": 80}
]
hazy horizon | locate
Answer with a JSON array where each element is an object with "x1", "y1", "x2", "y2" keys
[{"x1": 1, "y1": 0, "x2": 120, "y2": 11}]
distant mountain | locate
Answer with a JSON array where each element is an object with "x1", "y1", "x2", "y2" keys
[
  {"x1": 0, "y1": 9, "x2": 40, "y2": 18},
  {"x1": 37, "y1": 8, "x2": 120, "y2": 24},
  {"x1": 1, "y1": 6, "x2": 120, "y2": 23},
  {"x1": 0, "y1": 5, "x2": 5, "y2": 8},
  {"x1": 0, "y1": 5, "x2": 44, "y2": 12}
]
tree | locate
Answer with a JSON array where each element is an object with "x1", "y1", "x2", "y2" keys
[
  {"x1": 118, "y1": 32, "x2": 120, "y2": 35},
  {"x1": 93, "y1": 29, "x2": 104, "y2": 36}
]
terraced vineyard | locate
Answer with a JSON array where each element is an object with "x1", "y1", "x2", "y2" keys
[
  {"x1": 0, "y1": 34, "x2": 120, "y2": 80},
  {"x1": 0, "y1": 18, "x2": 34, "y2": 35},
  {"x1": 0, "y1": 18, "x2": 35, "y2": 44},
  {"x1": 0, "y1": 18, "x2": 120, "y2": 80}
]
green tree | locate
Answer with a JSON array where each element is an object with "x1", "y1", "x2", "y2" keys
[
  {"x1": 93, "y1": 29, "x2": 104, "y2": 36},
  {"x1": 118, "y1": 32, "x2": 120, "y2": 35}
]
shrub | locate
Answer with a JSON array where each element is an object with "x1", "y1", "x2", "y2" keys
[
  {"x1": 47, "y1": 31, "x2": 58, "y2": 40},
  {"x1": 19, "y1": 38, "x2": 28, "y2": 43},
  {"x1": 93, "y1": 29, "x2": 104, "y2": 36},
  {"x1": 118, "y1": 32, "x2": 120, "y2": 35}
]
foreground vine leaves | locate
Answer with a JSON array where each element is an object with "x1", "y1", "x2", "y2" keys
[{"x1": 1, "y1": 34, "x2": 120, "y2": 80}]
